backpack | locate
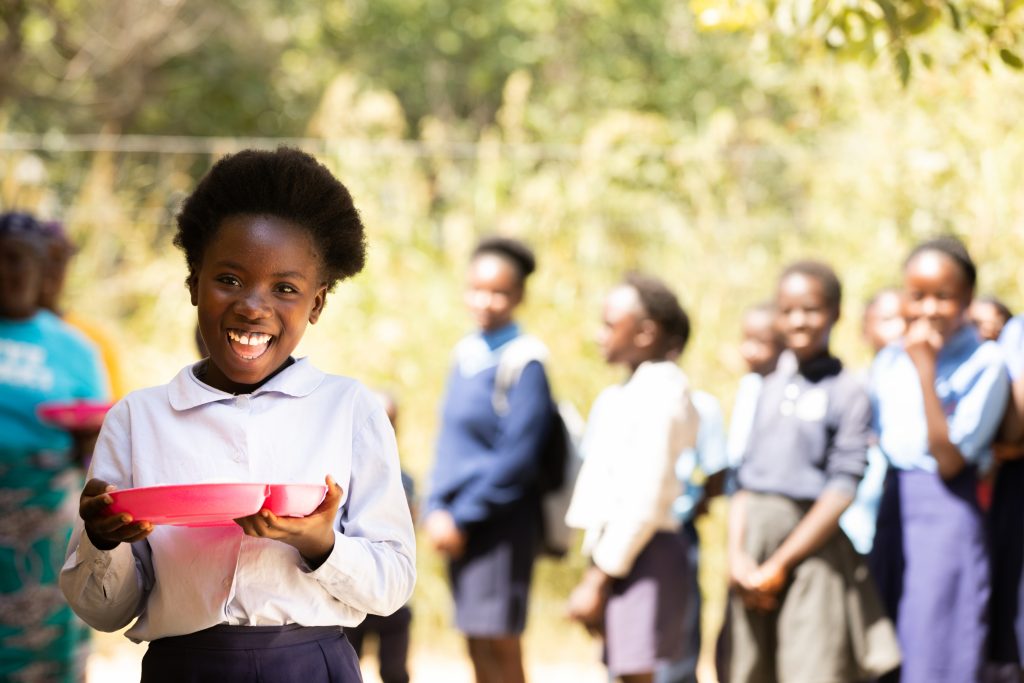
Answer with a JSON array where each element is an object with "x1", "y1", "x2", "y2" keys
[{"x1": 493, "y1": 335, "x2": 583, "y2": 558}]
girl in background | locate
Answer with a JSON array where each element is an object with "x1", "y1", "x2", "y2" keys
[
  {"x1": 870, "y1": 236, "x2": 1009, "y2": 682},
  {"x1": 424, "y1": 237, "x2": 556, "y2": 683},
  {"x1": 565, "y1": 272, "x2": 698, "y2": 683},
  {"x1": 728, "y1": 261, "x2": 898, "y2": 683}
]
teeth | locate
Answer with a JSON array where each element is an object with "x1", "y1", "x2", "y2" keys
[{"x1": 228, "y1": 330, "x2": 272, "y2": 346}]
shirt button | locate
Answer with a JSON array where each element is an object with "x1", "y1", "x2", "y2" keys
[
  {"x1": 233, "y1": 453, "x2": 243, "y2": 463},
  {"x1": 236, "y1": 396, "x2": 249, "y2": 409}
]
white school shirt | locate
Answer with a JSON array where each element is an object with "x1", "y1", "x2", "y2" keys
[
  {"x1": 60, "y1": 358, "x2": 416, "y2": 642},
  {"x1": 565, "y1": 361, "x2": 699, "y2": 578}
]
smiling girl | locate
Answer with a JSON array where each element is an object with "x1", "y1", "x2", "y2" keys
[
  {"x1": 727, "y1": 261, "x2": 899, "y2": 683},
  {"x1": 60, "y1": 148, "x2": 416, "y2": 682},
  {"x1": 870, "y1": 236, "x2": 1009, "y2": 683}
]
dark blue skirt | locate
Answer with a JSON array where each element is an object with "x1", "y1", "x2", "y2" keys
[
  {"x1": 448, "y1": 500, "x2": 539, "y2": 637},
  {"x1": 989, "y1": 459, "x2": 1024, "y2": 665},
  {"x1": 140, "y1": 624, "x2": 362, "y2": 682},
  {"x1": 870, "y1": 467, "x2": 989, "y2": 683}
]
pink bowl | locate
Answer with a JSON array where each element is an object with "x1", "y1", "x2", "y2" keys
[
  {"x1": 264, "y1": 483, "x2": 328, "y2": 518},
  {"x1": 37, "y1": 399, "x2": 113, "y2": 431},
  {"x1": 106, "y1": 483, "x2": 269, "y2": 527}
]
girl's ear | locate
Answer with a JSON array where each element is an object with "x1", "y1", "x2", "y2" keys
[
  {"x1": 635, "y1": 318, "x2": 659, "y2": 350},
  {"x1": 187, "y1": 273, "x2": 199, "y2": 306},
  {"x1": 308, "y1": 284, "x2": 328, "y2": 324}
]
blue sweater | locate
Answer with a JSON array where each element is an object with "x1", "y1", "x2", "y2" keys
[{"x1": 428, "y1": 348, "x2": 555, "y2": 530}]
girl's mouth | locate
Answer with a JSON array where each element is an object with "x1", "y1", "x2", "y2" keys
[{"x1": 227, "y1": 329, "x2": 273, "y2": 360}]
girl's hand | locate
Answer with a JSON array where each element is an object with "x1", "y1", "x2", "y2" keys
[
  {"x1": 234, "y1": 475, "x2": 343, "y2": 569},
  {"x1": 746, "y1": 558, "x2": 788, "y2": 609},
  {"x1": 904, "y1": 318, "x2": 943, "y2": 370},
  {"x1": 565, "y1": 567, "x2": 611, "y2": 635},
  {"x1": 423, "y1": 509, "x2": 467, "y2": 559},
  {"x1": 730, "y1": 551, "x2": 780, "y2": 611},
  {"x1": 79, "y1": 478, "x2": 153, "y2": 550}
]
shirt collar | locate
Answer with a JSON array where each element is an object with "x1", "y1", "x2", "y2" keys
[
  {"x1": 938, "y1": 324, "x2": 980, "y2": 361},
  {"x1": 168, "y1": 357, "x2": 325, "y2": 411},
  {"x1": 481, "y1": 322, "x2": 521, "y2": 351}
]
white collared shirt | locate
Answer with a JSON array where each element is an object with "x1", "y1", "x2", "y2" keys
[
  {"x1": 60, "y1": 358, "x2": 416, "y2": 642},
  {"x1": 564, "y1": 361, "x2": 699, "y2": 577}
]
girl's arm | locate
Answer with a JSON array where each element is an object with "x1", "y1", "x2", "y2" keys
[
  {"x1": 996, "y1": 374, "x2": 1024, "y2": 459},
  {"x1": 905, "y1": 321, "x2": 968, "y2": 480},
  {"x1": 749, "y1": 489, "x2": 853, "y2": 594}
]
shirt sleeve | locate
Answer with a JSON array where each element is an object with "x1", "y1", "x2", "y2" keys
[
  {"x1": 999, "y1": 316, "x2": 1024, "y2": 381},
  {"x1": 590, "y1": 392, "x2": 698, "y2": 578},
  {"x1": 60, "y1": 400, "x2": 153, "y2": 631},
  {"x1": 949, "y1": 352, "x2": 1011, "y2": 465},
  {"x1": 823, "y1": 377, "x2": 871, "y2": 496},
  {"x1": 693, "y1": 393, "x2": 728, "y2": 476},
  {"x1": 448, "y1": 361, "x2": 554, "y2": 528},
  {"x1": 306, "y1": 406, "x2": 417, "y2": 617}
]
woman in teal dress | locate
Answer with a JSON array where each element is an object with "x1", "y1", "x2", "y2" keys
[{"x1": 0, "y1": 212, "x2": 109, "y2": 681}]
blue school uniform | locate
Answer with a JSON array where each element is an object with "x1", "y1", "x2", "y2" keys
[
  {"x1": 426, "y1": 323, "x2": 555, "y2": 636},
  {"x1": 990, "y1": 315, "x2": 1024, "y2": 668},
  {"x1": 870, "y1": 325, "x2": 1009, "y2": 683}
]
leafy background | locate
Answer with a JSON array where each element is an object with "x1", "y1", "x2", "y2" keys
[{"x1": 2, "y1": 0, "x2": 1023, "y2": 677}]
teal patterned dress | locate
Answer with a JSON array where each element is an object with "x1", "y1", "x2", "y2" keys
[{"x1": 0, "y1": 311, "x2": 108, "y2": 681}]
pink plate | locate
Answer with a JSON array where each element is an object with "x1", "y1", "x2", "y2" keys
[
  {"x1": 106, "y1": 483, "x2": 269, "y2": 527},
  {"x1": 265, "y1": 483, "x2": 328, "y2": 518},
  {"x1": 37, "y1": 399, "x2": 113, "y2": 431}
]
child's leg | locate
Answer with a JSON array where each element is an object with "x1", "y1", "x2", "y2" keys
[
  {"x1": 376, "y1": 606, "x2": 412, "y2": 683},
  {"x1": 467, "y1": 636, "x2": 526, "y2": 683}
]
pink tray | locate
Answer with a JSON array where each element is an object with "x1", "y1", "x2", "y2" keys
[
  {"x1": 106, "y1": 482, "x2": 328, "y2": 527},
  {"x1": 37, "y1": 399, "x2": 113, "y2": 431}
]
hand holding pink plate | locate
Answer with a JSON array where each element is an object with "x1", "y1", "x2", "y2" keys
[
  {"x1": 106, "y1": 482, "x2": 329, "y2": 528},
  {"x1": 37, "y1": 399, "x2": 114, "y2": 432}
]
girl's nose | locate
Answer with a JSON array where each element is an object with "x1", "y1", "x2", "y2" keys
[
  {"x1": 234, "y1": 289, "x2": 271, "y2": 319},
  {"x1": 920, "y1": 298, "x2": 939, "y2": 316}
]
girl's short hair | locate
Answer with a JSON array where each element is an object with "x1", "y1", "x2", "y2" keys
[
  {"x1": 471, "y1": 236, "x2": 537, "y2": 285},
  {"x1": 624, "y1": 271, "x2": 691, "y2": 355},
  {"x1": 780, "y1": 260, "x2": 842, "y2": 317},
  {"x1": 904, "y1": 235, "x2": 977, "y2": 292},
  {"x1": 174, "y1": 147, "x2": 366, "y2": 290}
]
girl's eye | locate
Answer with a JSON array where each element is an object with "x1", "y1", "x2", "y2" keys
[
  {"x1": 277, "y1": 284, "x2": 298, "y2": 294},
  {"x1": 217, "y1": 275, "x2": 240, "y2": 286}
]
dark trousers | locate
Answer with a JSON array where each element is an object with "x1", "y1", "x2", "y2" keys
[
  {"x1": 141, "y1": 624, "x2": 362, "y2": 682},
  {"x1": 346, "y1": 606, "x2": 412, "y2": 683}
]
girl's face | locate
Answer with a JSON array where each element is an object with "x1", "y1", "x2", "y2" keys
[
  {"x1": 597, "y1": 285, "x2": 657, "y2": 370},
  {"x1": 776, "y1": 273, "x2": 835, "y2": 363},
  {"x1": 863, "y1": 291, "x2": 906, "y2": 354},
  {"x1": 464, "y1": 253, "x2": 522, "y2": 333},
  {"x1": 968, "y1": 300, "x2": 1007, "y2": 342},
  {"x1": 0, "y1": 235, "x2": 45, "y2": 320},
  {"x1": 902, "y1": 250, "x2": 970, "y2": 342},
  {"x1": 189, "y1": 214, "x2": 327, "y2": 394}
]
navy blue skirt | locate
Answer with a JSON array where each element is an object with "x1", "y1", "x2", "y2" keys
[
  {"x1": 989, "y1": 459, "x2": 1024, "y2": 665},
  {"x1": 870, "y1": 468, "x2": 989, "y2": 683},
  {"x1": 448, "y1": 500, "x2": 539, "y2": 637},
  {"x1": 604, "y1": 531, "x2": 690, "y2": 676},
  {"x1": 140, "y1": 624, "x2": 362, "y2": 682}
]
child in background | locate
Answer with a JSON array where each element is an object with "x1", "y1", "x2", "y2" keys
[
  {"x1": 424, "y1": 236, "x2": 556, "y2": 683},
  {"x1": 870, "y1": 236, "x2": 1008, "y2": 683},
  {"x1": 839, "y1": 289, "x2": 906, "y2": 556},
  {"x1": 0, "y1": 211, "x2": 109, "y2": 682},
  {"x1": 347, "y1": 391, "x2": 415, "y2": 683},
  {"x1": 725, "y1": 302, "x2": 783, "y2": 488},
  {"x1": 656, "y1": 386, "x2": 727, "y2": 683},
  {"x1": 60, "y1": 148, "x2": 416, "y2": 682},
  {"x1": 969, "y1": 294, "x2": 1013, "y2": 342},
  {"x1": 565, "y1": 272, "x2": 699, "y2": 683},
  {"x1": 728, "y1": 261, "x2": 899, "y2": 683},
  {"x1": 989, "y1": 311, "x2": 1024, "y2": 680}
]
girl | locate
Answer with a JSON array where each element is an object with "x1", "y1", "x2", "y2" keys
[
  {"x1": 870, "y1": 236, "x2": 1009, "y2": 682},
  {"x1": 565, "y1": 272, "x2": 698, "y2": 683},
  {"x1": 0, "y1": 212, "x2": 109, "y2": 682},
  {"x1": 728, "y1": 261, "x2": 899, "y2": 683},
  {"x1": 60, "y1": 148, "x2": 416, "y2": 682},
  {"x1": 424, "y1": 236, "x2": 556, "y2": 683},
  {"x1": 989, "y1": 312, "x2": 1024, "y2": 679}
]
